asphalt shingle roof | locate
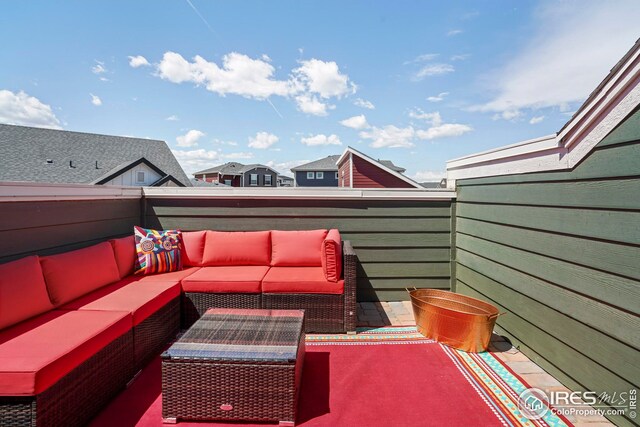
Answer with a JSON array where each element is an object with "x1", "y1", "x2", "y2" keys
[
  {"x1": 290, "y1": 155, "x2": 341, "y2": 171},
  {"x1": 378, "y1": 160, "x2": 406, "y2": 173},
  {"x1": 0, "y1": 124, "x2": 191, "y2": 186}
]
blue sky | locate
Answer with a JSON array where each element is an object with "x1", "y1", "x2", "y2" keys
[{"x1": 1, "y1": 1, "x2": 638, "y2": 180}]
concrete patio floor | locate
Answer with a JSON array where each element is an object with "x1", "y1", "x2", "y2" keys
[{"x1": 357, "y1": 301, "x2": 614, "y2": 427}]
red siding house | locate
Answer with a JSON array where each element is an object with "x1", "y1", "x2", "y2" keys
[{"x1": 336, "y1": 147, "x2": 422, "y2": 189}]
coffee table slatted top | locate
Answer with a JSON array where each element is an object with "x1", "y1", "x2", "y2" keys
[{"x1": 162, "y1": 308, "x2": 305, "y2": 364}]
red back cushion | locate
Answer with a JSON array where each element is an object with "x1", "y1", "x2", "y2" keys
[
  {"x1": 40, "y1": 242, "x2": 120, "y2": 306},
  {"x1": 322, "y1": 229, "x2": 343, "y2": 281},
  {"x1": 271, "y1": 229, "x2": 327, "y2": 267},
  {"x1": 181, "y1": 231, "x2": 206, "y2": 267},
  {"x1": 0, "y1": 256, "x2": 54, "y2": 330},
  {"x1": 203, "y1": 231, "x2": 271, "y2": 266},
  {"x1": 109, "y1": 236, "x2": 136, "y2": 279}
]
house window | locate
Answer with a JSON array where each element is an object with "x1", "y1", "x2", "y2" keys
[
  {"x1": 316, "y1": 171, "x2": 324, "y2": 179},
  {"x1": 307, "y1": 171, "x2": 314, "y2": 179},
  {"x1": 335, "y1": 172, "x2": 339, "y2": 179},
  {"x1": 264, "y1": 175, "x2": 272, "y2": 186},
  {"x1": 224, "y1": 179, "x2": 231, "y2": 186},
  {"x1": 250, "y1": 174, "x2": 258, "y2": 186},
  {"x1": 136, "y1": 171, "x2": 145, "y2": 183}
]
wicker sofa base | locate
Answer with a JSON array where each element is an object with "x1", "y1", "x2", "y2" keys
[
  {"x1": 263, "y1": 293, "x2": 345, "y2": 333},
  {"x1": 134, "y1": 297, "x2": 180, "y2": 371},
  {"x1": 181, "y1": 293, "x2": 261, "y2": 329},
  {"x1": 0, "y1": 330, "x2": 134, "y2": 427},
  {"x1": 183, "y1": 293, "x2": 345, "y2": 333}
]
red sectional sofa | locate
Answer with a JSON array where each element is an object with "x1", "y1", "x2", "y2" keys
[
  {"x1": 0, "y1": 228, "x2": 356, "y2": 427},
  {"x1": 179, "y1": 229, "x2": 356, "y2": 333}
]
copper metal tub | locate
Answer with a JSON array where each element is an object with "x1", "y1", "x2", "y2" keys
[{"x1": 408, "y1": 288, "x2": 501, "y2": 352}]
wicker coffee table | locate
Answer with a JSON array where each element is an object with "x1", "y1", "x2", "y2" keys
[{"x1": 161, "y1": 308, "x2": 305, "y2": 426}]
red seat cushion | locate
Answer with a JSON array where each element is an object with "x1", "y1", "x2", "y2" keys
[
  {"x1": 271, "y1": 230, "x2": 327, "y2": 267},
  {"x1": 0, "y1": 310, "x2": 131, "y2": 395},
  {"x1": 181, "y1": 266, "x2": 269, "y2": 293},
  {"x1": 40, "y1": 242, "x2": 121, "y2": 306},
  {"x1": 110, "y1": 236, "x2": 136, "y2": 279},
  {"x1": 0, "y1": 256, "x2": 54, "y2": 331},
  {"x1": 203, "y1": 231, "x2": 271, "y2": 266},
  {"x1": 62, "y1": 281, "x2": 180, "y2": 326},
  {"x1": 262, "y1": 267, "x2": 344, "y2": 294},
  {"x1": 123, "y1": 266, "x2": 200, "y2": 283},
  {"x1": 322, "y1": 229, "x2": 343, "y2": 282},
  {"x1": 181, "y1": 231, "x2": 206, "y2": 267}
]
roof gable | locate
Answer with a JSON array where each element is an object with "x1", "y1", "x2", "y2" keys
[
  {"x1": 291, "y1": 155, "x2": 341, "y2": 171},
  {"x1": 337, "y1": 146, "x2": 422, "y2": 188},
  {"x1": 0, "y1": 124, "x2": 191, "y2": 186}
]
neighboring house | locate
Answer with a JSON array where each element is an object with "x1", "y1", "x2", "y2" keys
[
  {"x1": 0, "y1": 124, "x2": 190, "y2": 187},
  {"x1": 277, "y1": 175, "x2": 294, "y2": 187},
  {"x1": 336, "y1": 146, "x2": 422, "y2": 189},
  {"x1": 193, "y1": 162, "x2": 278, "y2": 187},
  {"x1": 290, "y1": 155, "x2": 340, "y2": 187}
]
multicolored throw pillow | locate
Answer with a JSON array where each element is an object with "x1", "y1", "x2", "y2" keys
[{"x1": 134, "y1": 226, "x2": 182, "y2": 275}]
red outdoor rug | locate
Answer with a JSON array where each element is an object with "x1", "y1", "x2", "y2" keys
[{"x1": 91, "y1": 326, "x2": 572, "y2": 427}]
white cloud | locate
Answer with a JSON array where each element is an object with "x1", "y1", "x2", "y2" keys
[
  {"x1": 153, "y1": 51, "x2": 355, "y2": 116},
  {"x1": 409, "y1": 109, "x2": 443, "y2": 126},
  {"x1": 171, "y1": 148, "x2": 220, "y2": 174},
  {"x1": 427, "y1": 92, "x2": 449, "y2": 102},
  {"x1": 248, "y1": 131, "x2": 278, "y2": 149},
  {"x1": 340, "y1": 114, "x2": 369, "y2": 130},
  {"x1": 404, "y1": 53, "x2": 439, "y2": 65},
  {"x1": 415, "y1": 63, "x2": 454, "y2": 79},
  {"x1": 447, "y1": 29, "x2": 463, "y2": 37},
  {"x1": 301, "y1": 134, "x2": 342, "y2": 146},
  {"x1": 99, "y1": 77, "x2": 110, "y2": 82},
  {"x1": 359, "y1": 125, "x2": 416, "y2": 148},
  {"x1": 450, "y1": 54, "x2": 470, "y2": 61},
  {"x1": 491, "y1": 110, "x2": 522, "y2": 121},
  {"x1": 92, "y1": 61, "x2": 106, "y2": 74},
  {"x1": 0, "y1": 89, "x2": 61, "y2": 129},
  {"x1": 176, "y1": 129, "x2": 205, "y2": 147},
  {"x1": 266, "y1": 159, "x2": 311, "y2": 175},
  {"x1": 354, "y1": 98, "x2": 375, "y2": 109},
  {"x1": 157, "y1": 51, "x2": 293, "y2": 99},
  {"x1": 413, "y1": 170, "x2": 445, "y2": 182},
  {"x1": 529, "y1": 115, "x2": 545, "y2": 124},
  {"x1": 90, "y1": 94, "x2": 102, "y2": 106},
  {"x1": 416, "y1": 123, "x2": 473, "y2": 140},
  {"x1": 472, "y1": 0, "x2": 640, "y2": 115},
  {"x1": 410, "y1": 109, "x2": 473, "y2": 140},
  {"x1": 128, "y1": 55, "x2": 150, "y2": 68},
  {"x1": 223, "y1": 151, "x2": 254, "y2": 159},
  {"x1": 165, "y1": 115, "x2": 179, "y2": 121},
  {"x1": 292, "y1": 58, "x2": 355, "y2": 98},
  {"x1": 359, "y1": 109, "x2": 473, "y2": 148},
  {"x1": 295, "y1": 94, "x2": 333, "y2": 116}
]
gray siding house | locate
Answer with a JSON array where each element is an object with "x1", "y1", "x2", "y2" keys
[
  {"x1": 291, "y1": 155, "x2": 340, "y2": 187},
  {"x1": 194, "y1": 162, "x2": 278, "y2": 187},
  {"x1": 0, "y1": 124, "x2": 190, "y2": 187}
]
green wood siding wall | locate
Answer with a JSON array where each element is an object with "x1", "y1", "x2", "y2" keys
[
  {"x1": 0, "y1": 198, "x2": 141, "y2": 263},
  {"x1": 144, "y1": 197, "x2": 453, "y2": 302},
  {"x1": 455, "y1": 113, "x2": 640, "y2": 426}
]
